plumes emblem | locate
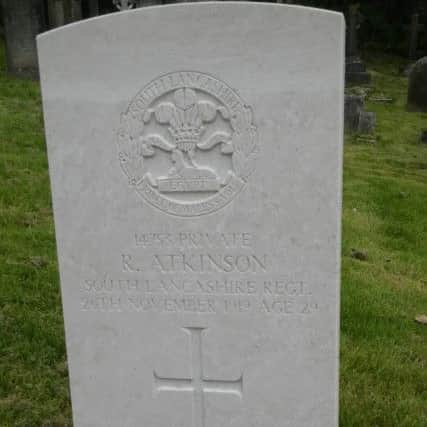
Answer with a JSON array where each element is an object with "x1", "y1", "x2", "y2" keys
[
  {"x1": 117, "y1": 71, "x2": 257, "y2": 217},
  {"x1": 141, "y1": 87, "x2": 231, "y2": 168}
]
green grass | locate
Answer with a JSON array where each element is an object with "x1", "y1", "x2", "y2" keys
[{"x1": 0, "y1": 42, "x2": 426, "y2": 426}]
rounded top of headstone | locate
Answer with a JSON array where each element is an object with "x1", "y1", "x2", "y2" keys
[{"x1": 407, "y1": 56, "x2": 427, "y2": 112}]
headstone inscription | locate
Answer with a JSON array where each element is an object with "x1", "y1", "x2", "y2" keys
[
  {"x1": 1, "y1": 0, "x2": 45, "y2": 78},
  {"x1": 38, "y1": 4, "x2": 344, "y2": 426}
]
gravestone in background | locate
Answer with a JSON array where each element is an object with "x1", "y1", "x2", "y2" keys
[
  {"x1": 344, "y1": 95, "x2": 376, "y2": 134},
  {"x1": 345, "y1": 3, "x2": 371, "y2": 85},
  {"x1": 408, "y1": 56, "x2": 427, "y2": 111},
  {"x1": 38, "y1": 4, "x2": 344, "y2": 426},
  {"x1": 1, "y1": 0, "x2": 45, "y2": 78},
  {"x1": 408, "y1": 13, "x2": 422, "y2": 60}
]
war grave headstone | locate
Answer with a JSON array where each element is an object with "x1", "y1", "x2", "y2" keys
[
  {"x1": 1, "y1": 0, "x2": 45, "y2": 78},
  {"x1": 38, "y1": 3, "x2": 344, "y2": 426}
]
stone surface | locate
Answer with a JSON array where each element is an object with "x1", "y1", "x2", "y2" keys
[
  {"x1": 408, "y1": 12, "x2": 424, "y2": 60},
  {"x1": 345, "y1": 56, "x2": 371, "y2": 85},
  {"x1": 344, "y1": 94, "x2": 376, "y2": 134},
  {"x1": 38, "y1": 4, "x2": 344, "y2": 426},
  {"x1": 407, "y1": 56, "x2": 427, "y2": 111},
  {"x1": 346, "y1": 4, "x2": 362, "y2": 57},
  {"x1": 358, "y1": 111, "x2": 376, "y2": 134},
  {"x1": 344, "y1": 94, "x2": 363, "y2": 131},
  {"x1": 1, "y1": 0, "x2": 45, "y2": 78}
]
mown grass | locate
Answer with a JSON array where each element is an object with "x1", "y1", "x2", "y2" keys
[
  {"x1": 0, "y1": 42, "x2": 71, "y2": 426},
  {"x1": 0, "y1": 41, "x2": 426, "y2": 426},
  {"x1": 341, "y1": 53, "x2": 427, "y2": 426}
]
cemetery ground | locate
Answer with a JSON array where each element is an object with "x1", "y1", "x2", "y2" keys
[{"x1": 0, "y1": 41, "x2": 426, "y2": 427}]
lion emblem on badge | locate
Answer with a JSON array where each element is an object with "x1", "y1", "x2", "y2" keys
[{"x1": 117, "y1": 71, "x2": 258, "y2": 216}]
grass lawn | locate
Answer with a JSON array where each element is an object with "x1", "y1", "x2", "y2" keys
[{"x1": 0, "y1": 41, "x2": 426, "y2": 426}]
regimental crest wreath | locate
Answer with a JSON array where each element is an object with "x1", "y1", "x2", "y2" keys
[{"x1": 117, "y1": 71, "x2": 258, "y2": 216}]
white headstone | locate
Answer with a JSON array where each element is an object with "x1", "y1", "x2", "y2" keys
[{"x1": 38, "y1": 4, "x2": 344, "y2": 426}]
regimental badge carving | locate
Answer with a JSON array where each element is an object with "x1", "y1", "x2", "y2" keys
[{"x1": 117, "y1": 71, "x2": 258, "y2": 217}]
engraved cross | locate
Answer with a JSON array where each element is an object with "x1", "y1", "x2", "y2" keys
[{"x1": 153, "y1": 327, "x2": 243, "y2": 427}]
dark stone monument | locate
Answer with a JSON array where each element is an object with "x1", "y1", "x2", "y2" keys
[
  {"x1": 358, "y1": 111, "x2": 376, "y2": 134},
  {"x1": 408, "y1": 56, "x2": 427, "y2": 112},
  {"x1": 408, "y1": 13, "x2": 425, "y2": 60},
  {"x1": 1, "y1": 0, "x2": 46, "y2": 78},
  {"x1": 47, "y1": 0, "x2": 82, "y2": 29},
  {"x1": 346, "y1": 4, "x2": 371, "y2": 86},
  {"x1": 344, "y1": 94, "x2": 375, "y2": 134},
  {"x1": 344, "y1": 95, "x2": 363, "y2": 131},
  {"x1": 409, "y1": 13, "x2": 421, "y2": 60}
]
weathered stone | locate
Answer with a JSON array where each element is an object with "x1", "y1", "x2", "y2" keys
[
  {"x1": 38, "y1": 4, "x2": 344, "y2": 426},
  {"x1": 346, "y1": 56, "x2": 367, "y2": 73},
  {"x1": 408, "y1": 56, "x2": 427, "y2": 111},
  {"x1": 358, "y1": 111, "x2": 376, "y2": 134},
  {"x1": 1, "y1": 0, "x2": 45, "y2": 78},
  {"x1": 345, "y1": 5, "x2": 371, "y2": 86},
  {"x1": 408, "y1": 13, "x2": 424, "y2": 60},
  {"x1": 345, "y1": 55, "x2": 371, "y2": 86},
  {"x1": 346, "y1": 4, "x2": 361, "y2": 57},
  {"x1": 344, "y1": 94, "x2": 375, "y2": 134},
  {"x1": 344, "y1": 94, "x2": 363, "y2": 131}
]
